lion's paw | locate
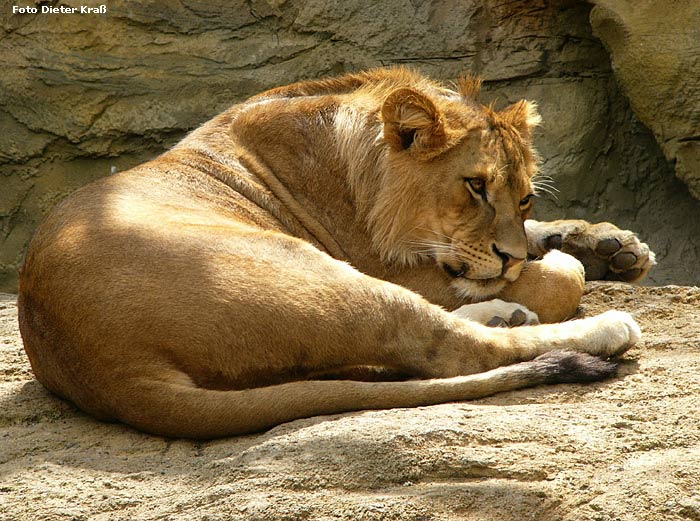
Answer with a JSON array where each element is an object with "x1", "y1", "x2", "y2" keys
[
  {"x1": 590, "y1": 231, "x2": 656, "y2": 282},
  {"x1": 585, "y1": 310, "x2": 642, "y2": 358},
  {"x1": 537, "y1": 222, "x2": 656, "y2": 283},
  {"x1": 452, "y1": 299, "x2": 540, "y2": 327}
]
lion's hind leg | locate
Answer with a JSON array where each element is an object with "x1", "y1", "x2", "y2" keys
[
  {"x1": 97, "y1": 232, "x2": 639, "y2": 438},
  {"x1": 110, "y1": 351, "x2": 618, "y2": 438}
]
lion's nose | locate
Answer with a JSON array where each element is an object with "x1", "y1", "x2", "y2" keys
[{"x1": 493, "y1": 246, "x2": 525, "y2": 275}]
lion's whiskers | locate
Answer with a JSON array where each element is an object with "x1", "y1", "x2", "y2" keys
[
  {"x1": 533, "y1": 175, "x2": 560, "y2": 201},
  {"x1": 413, "y1": 227, "x2": 454, "y2": 242},
  {"x1": 405, "y1": 238, "x2": 456, "y2": 257}
]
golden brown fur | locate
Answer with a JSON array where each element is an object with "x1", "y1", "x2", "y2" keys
[{"x1": 18, "y1": 68, "x2": 648, "y2": 438}]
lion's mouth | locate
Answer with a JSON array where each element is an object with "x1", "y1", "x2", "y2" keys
[
  {"x1": 441, "y1": 261, "x2": 503, "y2": 282},
  {"x1": 439, "y1": 257, "x2": 511, "y2": 299},
  {"x1": 441, "y1": 262, "x2": 468, "y2": 279}
]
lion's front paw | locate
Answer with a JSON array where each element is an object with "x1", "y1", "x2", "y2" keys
[
  {"x1": 542, "y1": 222, "x2": 656, "y2": 283},
  {"x1": 590, "y1": 231, "x2": 656, "y2": 282},
  {"x1": 452, "y1": 299, "x2": 540, "y2": 327}
]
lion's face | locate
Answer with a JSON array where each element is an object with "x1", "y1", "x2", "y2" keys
[
  {"x1": 415, "y1": 128, "x2": 535, "y2": 299},
  {"x1": 376, "y1": 81, "x2": 540, "y2": 299}
]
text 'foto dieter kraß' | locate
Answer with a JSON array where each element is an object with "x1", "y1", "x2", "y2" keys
[{"x1": 12, "y1": 5, "x2": 107, "y2": 14}]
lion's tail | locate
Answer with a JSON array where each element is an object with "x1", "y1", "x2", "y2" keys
[{"x1": 109, "y1": 351, "x2": 617, "y2": 438}]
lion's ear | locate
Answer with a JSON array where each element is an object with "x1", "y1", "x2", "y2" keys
[
  {"x1": 499, "y1": 100, "x2": 541, "y2": 141},
  {"x1": 381, "y1": 88, "x2": 446, "y2": 153}
]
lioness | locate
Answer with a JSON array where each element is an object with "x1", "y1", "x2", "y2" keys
[{"x1": 18, "y1": 68, "x2": 655, "y2": 438}]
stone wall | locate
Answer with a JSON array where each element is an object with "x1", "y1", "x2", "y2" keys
[
  {"x1": 2, "y1": 0, "x2": 700, "y2": 291},
  {"x1": 591, "y1": 0, "x2": 700, "y2": 199}
]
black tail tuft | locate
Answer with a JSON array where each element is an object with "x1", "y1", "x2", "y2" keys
[{"x1": 531, "y1": 350, "x2": 619, "y2": 385}]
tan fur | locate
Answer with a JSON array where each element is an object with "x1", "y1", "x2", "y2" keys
[{"x1": 18, "y1": 68, "x2": 642, "y2": 438}]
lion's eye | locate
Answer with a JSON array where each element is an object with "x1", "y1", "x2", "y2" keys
[
  {"x1": 464, "y1": 177, "x2": 486, "y2": 197},
  {"x1": 519, "y1": 194, "x2": 534, "y2": 209}
]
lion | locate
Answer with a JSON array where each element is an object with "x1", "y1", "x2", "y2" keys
[{"x1": 17, "y1": 68, "x2": 655, "y2": 438}]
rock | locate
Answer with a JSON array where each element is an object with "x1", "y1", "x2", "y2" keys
[
  {"x1": 590, "y1": 0, "x2": 700, "y2": 199},
  {"x1": 2, "y1": 0, "x2": 700, "y2": 292},
  {"x1": 2, "y1": 284, "x2": 700, "y2": 519}
]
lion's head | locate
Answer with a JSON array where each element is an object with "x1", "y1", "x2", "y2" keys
[{"x1": 341, "y1": 71, "x2": 542, "y2": 300}]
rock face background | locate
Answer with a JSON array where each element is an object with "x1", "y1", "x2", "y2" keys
[
  {"x1": 591, "y1": 0, "x2": 700, "y2": 200},
  {"x1": 2, "y1": 0, "x2": 700, "y2": 291},
  {"x1": 2, "y1": 285, "x2": 700, "y2": 520}
]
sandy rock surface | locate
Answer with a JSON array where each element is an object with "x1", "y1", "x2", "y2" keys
[{"x1": 1, "y1": 283, "x2": 699, "y2": 520}]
